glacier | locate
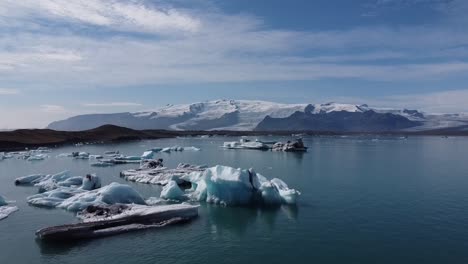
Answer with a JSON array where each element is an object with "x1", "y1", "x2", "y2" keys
[{"x1": 47, "y1": 99, "x2": 467, "y2": 132}]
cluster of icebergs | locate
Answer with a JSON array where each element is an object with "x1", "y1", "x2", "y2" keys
[
  {"x1": 223, "y1": 138, "x2": 307, "y2": 152},
  {"x1": 121, "y1": 162, "x2": 301, "y2": 206},
  {"x1": 0, "y1": 195, "x2": 18, "y2": 221},
  {"x1": 14, "y1": 171, "x2": 146, "y2": 212},
  {"x1": 1, "y1": 147, "x2": 52, "y2": 162},
  {"x1": 54, "y1": 146, "x2": 200, "y2": 167},
  {"x1": 12, "y1": 169, "x2": 200, "y2": 240}
]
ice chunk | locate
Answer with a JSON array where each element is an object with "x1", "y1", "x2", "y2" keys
[
  {"x1": 120, "y1": 163, "x2": 206, "y2": 185},
  {"x1": 141, "y1": 151, "x2": 154, "y2": 159},
  {"x1": 27, "y1": 183, "x2": 146, "y2": 212},
  {"x1": 0, "y1": 195, "x2": 18, "y2": 221},
  {"x1": 75, "y1": 152, "x2": 90, "y2": 159},
  {"x1": 160, "y1": 146, "x2": 200, "y2": 153},
  {"x1": 272, "y1": 138, "x2": 307, "y2": 152},
  {"x1": 27, "y1": 154, "x2": 48, "y2": 161},
  {"x1": 0, "y1": 206, "x2": 18, "y2": 221},
  {"x1": 81, "y1": 174, "x2": 102, "y2": 191},
  {"x1": 114, "y1": 155, "x2": 141, "y2": 161},
  {"x1": 160, "y1": 180, "x2": 185, "y2": 200},
  {"x1": 223, "y1": 140, "x2": 269, "y2": 150},
  {"x1": 36, "y1": 204, "x2": 199, "y2": 241},
  {"x1": 0, "y1": 195, "x2": 7, "y2": 206},
  {"x1": 181, "y1": 165, "x2": 300, "y2": 206},
  {"x1": 15, "y1": 171, "x2": 101, "y2": 193}
]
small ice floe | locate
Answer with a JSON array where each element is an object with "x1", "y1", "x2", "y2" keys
[
  {"x1": 104, "y1": 151, "x2": 119, "y2": 155},
  {"x1": 27, "y1": 182, "x2": 144, "y2": 212},
  {"x1": 223, "y1": 139, "x2": 270, "y2": 150},
  {"x1": 15, "y1": 171, "x2": 101, "y2": 193},
  {"x1": 120, "y1": 162, "x2": 206, "y2": 185},
  {"x1": 160, "y1": 146, "x2": 201, "y2": 153},
  {"x1": 90, "y1": 156, "x2": 141, "y2": 167},
  {"x1": 0, "y1": 195, "x2": 18, "y2": 221},
  {"x1": 272, "y1": 138, "x2": 308, "y2": 152},
  {"x1": 36, "y1": 204, "x2": 199, "y2": 241},
  {"x1": 27, "y1": 154, "x2": 49, "y2": 162}
]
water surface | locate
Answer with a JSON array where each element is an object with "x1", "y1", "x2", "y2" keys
[{"x1": 1, "y1": 136, "x2": 468, "y2": 264}]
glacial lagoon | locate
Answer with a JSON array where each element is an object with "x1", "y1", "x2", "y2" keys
[{"x1": 1, "y1": 135, "x2": 468, "y2": 264}]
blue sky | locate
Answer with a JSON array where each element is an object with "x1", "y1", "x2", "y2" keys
[{"x1": 1, "y1": 0, "x2": 468, "y2": 128}]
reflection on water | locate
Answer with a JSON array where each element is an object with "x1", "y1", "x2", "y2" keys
[
  {"x1": 2, "y1": 136, "x2": 468, "y2": 264},
  {"x1": 203, "y1": 204, "x2": 298, "y2": 236}
]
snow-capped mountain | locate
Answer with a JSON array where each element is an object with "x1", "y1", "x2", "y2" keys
[{"x1": 47, "y1": 100, "x2": 468, "y2": 132}]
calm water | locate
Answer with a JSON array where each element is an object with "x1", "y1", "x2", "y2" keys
[{"x1": 1, "y1": 136, "x2": 468, "y2": 264}]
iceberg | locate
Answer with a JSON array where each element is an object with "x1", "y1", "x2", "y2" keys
[
  {"x1": 122, "y1": 163, "x2": 300, "y2": 206},
  {"x1": 14, "y1": 171, "x2": 100, "y2": 193},
  {"x1": 160, "y1": 181, "x2": 186, "y2": 201},
  {"x1": 36, "y1": 204, "x2": 199, "y2": 241},
  {"x1": 0, "y1": 195, "x2": 7, "y2": 206},
  {"x1": 27, "y1": 154, "x2": 49, "y2": 161},
  {"x1": 27, "y1": 182, "x2": 146, "y2": 212},
  {"x1": 120, "y1": 163, "x2": 206, "y2": 185},
  {"x1": 0, "y1": 195, "x2": 18, "y2": 221},
  {"x1": 272, "y1": 138, "x2": 307, "y2": 152},
  {"x1": 141, "y1": 151, "x2": 154, "y2": 159},
  {"x1": 179, "y1": 165, "x2": 300, "y2": 206},
  {"x1": 160, "y1": 146, "x2": 200, "y2": 153},
  {"x1": 223, "y1": 139, "x2": 270, "y2": 150}
]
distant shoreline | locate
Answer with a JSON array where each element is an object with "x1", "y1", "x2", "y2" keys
[{"x1": 0, "y1": 124, "x2": 466, "y2": 151}]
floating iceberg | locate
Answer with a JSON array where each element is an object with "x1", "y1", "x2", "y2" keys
[
  {"x1": 0, "y1": 195, "x2": 7, "y2": 206},
  {"x1": 141, "y1": 151, "x2": 154, "y2": 159},
  {"x1": 90, "y1": 157, "x2": 141, "y2": 167},
  {"x1": 27, "y1": 154, "x2": 49, "y2": 161},
  {"x1": 14, "y1": 171, "x2": 100, "y2": 193},
  {"x1": 0, "y1": 195, "x2": 18, "y2": 221},
  {"x1": 122, "y1": 163, "x2": 300, "y2": 206},
  {"x1": 223, "y1": 139, "x2": 270, "y2": 150},
  {"x1": 120, "y1": 163, "x2": 206, "y2": 185},
  {"x1": 160, "y1": 146, "x2": 200, "y2": 153},
  {"x1": 160, "y1": 181, "x2": 186, "y2": 200},
  {"x1": 27, "y1": 182, "x2": 145, "y2": 212},
  {"x1": 179, "y1": 166, "x2": 300, "y2": 206},
  {"x1": 272, "y1": 138, "x2": 308, "y2": 152},
  {"x1": 36, "y1": 204, "x2": 199, "y2": 241}
]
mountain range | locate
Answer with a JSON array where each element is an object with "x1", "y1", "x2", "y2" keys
[{"x1": 47, "y1": 100, "x2": 468, "y2": 132}]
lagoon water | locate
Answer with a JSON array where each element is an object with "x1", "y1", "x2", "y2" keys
[{"x1": 1, "y1": 136, "x2": 468, "y2": 264}]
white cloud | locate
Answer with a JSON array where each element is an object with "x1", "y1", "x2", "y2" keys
[
  {"x1": 83, "y1": 102, "x2": 142, "y2": 107},
  {"x1": 0, "y1": 88, "x2": 19, "y2": 95},
  {"x1": 0, "y1": 0, "x2": 200, "y2": 34},
  {"x1": 333, "y1": 89, "x2": 468, "y2": 113},
  {"x1": 0, "y1": 0, "x2": 468, "y2": 87},
  {"x1": 40, "y1": 104, "x2": 67, "y2": 113}
]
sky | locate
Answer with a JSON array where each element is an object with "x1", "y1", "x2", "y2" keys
[{"x1": 1, "y1": 0, "x2": 468, "y2": 128}]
